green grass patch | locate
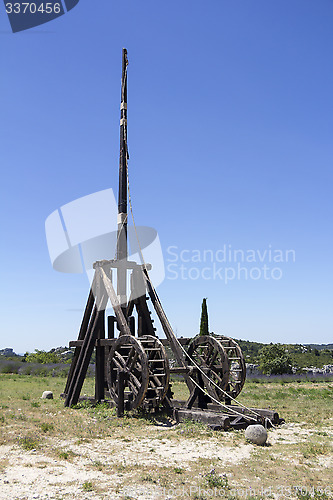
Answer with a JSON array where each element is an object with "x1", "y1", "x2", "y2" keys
[
  {"x1": 40, "y1": 422, "x2": 54, "y2": 433},
  {"x1": 82, "y1": 481, "x2": 94, "y2": 491},
  {"x1": 18, "y1": 435, "x2": 39, "y2": 451},
  {"x1": 302, "y1": 442, "x2": 332, "y2": 459},
  {"x1": 57, "y1": 449, "x2": 77, "y2": 460},
  {"x1": 204, "y1": 469, "x2": 229, "y2": 489}
]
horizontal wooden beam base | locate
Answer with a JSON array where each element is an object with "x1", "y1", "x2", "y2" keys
[{"x1": 173, "y1": 408, "x2": 230, "y2": 430}]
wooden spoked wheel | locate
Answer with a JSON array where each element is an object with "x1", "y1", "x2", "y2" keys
[
  {"x1": 106, "y1": 335, "x2": 149, "y2": 411},
  {"x1": 215, "y1": 335, "x2": 246, "y2": 399},
  {"x1": 139, "y1": 335, "x2": 170, "y2": 409},
  {"x1": 187, "y1": 335, "x2": 230, "y2": 402},
  {"x1": 106, "y1": 335, "x2": 170, "y2": 411}
]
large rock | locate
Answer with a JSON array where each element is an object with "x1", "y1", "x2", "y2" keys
[
  {"x1": 41, "y1": 391, "x2": 53, "y2": 399},
  {"x1": 245, "y1": 424, "x2": 267, "y2": 445}
]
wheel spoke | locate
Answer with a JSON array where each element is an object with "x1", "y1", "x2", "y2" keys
[
  {"x1": 124, "y1": 346, "x2": 136, "y2": 367},
  {"x1": 194, "y1": 351, "x2": 208, "y2": 366},
  {"x1": 188, "y1": 336, "x2": 230, "y2": 402},
  {"x1": 114, "y1": 351, "x2": 127, "y2": 369},
  {"x1": 128, "y1": 373, "x2": 141, "y2": 390},
  {"x1": 127, "y1": 351, "x2": 139, "y2": 371},
  {"x1": 112, "y1": 356, "x2": 124, "y2": 371},
  {"x1": 203, "y1": 344, "x2": 213, "y2": 364},
  {"x1": 106, "y1": 335, "x2": 169, "y2": 410},
  {"x1": 208, "y1": 369, "x2": 225, "y2": 386},
  {"x1": 209, "y1": 349, "x2": 219, "y2": 366}
]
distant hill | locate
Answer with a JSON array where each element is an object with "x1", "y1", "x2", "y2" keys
[
  {"x1": 305, "y1": 344, "x2": 333, "y2": 351},
  {"x1": 0, "y1": 348, "x2": 18, "y2": 357},
  {"x1": 1, "y1": 341, "x2": 332, "y2": 371},
  {"x1": 234, "y1": 339, "x2": 333, "y2": 369}
]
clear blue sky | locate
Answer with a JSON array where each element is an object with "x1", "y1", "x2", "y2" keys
[{"x1": 0, "y1": 0, "x2": 332, "y2": 352}]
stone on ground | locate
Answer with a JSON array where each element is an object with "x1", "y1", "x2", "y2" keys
[
  {"x1": 245, "y1": 424, "x2": 267, "y2": 445},
  {"x1": 41, "y1": 391, "x2": 53, "y2": 399}
]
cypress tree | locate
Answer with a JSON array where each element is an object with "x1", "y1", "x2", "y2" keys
[{"x1": 199, "y1": 298, "x2": 209, "y2": 336}]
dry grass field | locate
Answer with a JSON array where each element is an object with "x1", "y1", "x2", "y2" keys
[{"x1": 0, "y1": 374, "x2": 332, "y2": 500}]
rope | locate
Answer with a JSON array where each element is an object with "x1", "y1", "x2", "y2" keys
[{"x1": 187, "y1": 375, "x2": 256, "y2": 421}]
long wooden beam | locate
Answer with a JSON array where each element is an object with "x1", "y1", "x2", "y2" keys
[
  {"x1": 65, "y1": 286, "x2": 108, "y2": 407},
  {"x1": 98, "y1": 266, "x2": 131, "y2": 336},
  {"x1": 64, "y1": 286, "x2": 95, "y2": 396}
]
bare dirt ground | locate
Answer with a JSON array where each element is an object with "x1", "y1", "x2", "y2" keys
[
  {"x1": 0, "y1": 377, "x2": 332, "y2": 500},
  {"x1": 0, "y1": 433, "x2": 251, "y2": 499},
  {"x1": 1, "y1": 421, "x2": 332, "y2": 500}
]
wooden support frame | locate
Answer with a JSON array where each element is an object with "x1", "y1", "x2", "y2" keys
[
  {"x1": 63, "y1": 258, "x2": 280, "y2": 427},
  {"x1": 64, "y1": 262, "x2": 131, "y2": 407},
  {"x1": 63, "y1": 260, "x2": 164, "y2": 408},
  {"x1": 63, "y1": 260, "x2": 245, "y2": 412}
]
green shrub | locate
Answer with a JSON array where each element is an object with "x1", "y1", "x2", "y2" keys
[
  {"x1": 24, "y1": 350, "x2": 61, "y2": 364},
  {"x1": 40, "y1": 423, "x2": 54, "y2": 433},
  {"x1": 204, "y1": 469, "x2": 229, "y2": 489},
  {"x1": 259, "y1": 344, "x2": 292, "y2": 375},
  {"x1": 18, "y1": 435, "x2": 39, "y2": 451},
  {"x1": 82, "y1": 481, "x2": 93, "y2": 491}
]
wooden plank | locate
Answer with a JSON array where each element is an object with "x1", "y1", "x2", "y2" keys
[
  {"x1": 65, "y1": 305, "x2": 98, "y2": 407},
  {"x1": 186, "y1": 386, "x2": 201, "y2": 409},
  {"x1": 141, "y1": 270, "x2": 197, "y2": 397},
  {"x1": 229, "y1": 415, "x2": 249, "y2": 429},
  {"x1": 69, "y1": 339, "x2": 116, "y2": 347},
  {"x1": 173, "y1": 408, "x2": 230, "y2": 430},
  {"x1": 98, "y1": 267, "x2": 132, "y2": 336},
  {"x1": 170, "y1": 366, "x2": 195, "y2": 374},
  {"x1": 117, "y1": 370, "x2": 126, "y2": 417},
  {"x1": 161, "y1": 338, "x2": 192, "y2": 347},
  {"x1": 142, "y1": 283, "x2": 218, "y2": 405},
  {"x1": 207, "y1": 404, "x2": 279, "y2": 423},
  {"x1": 172, "y1": 400, "x2": 274, "y2": 424},
  {"x1": 69, "y1": 340, "x2": 83, "y2": 347},
  {"x1": 99, "y1": 338, "x2": 117, "y2": 346},
  {"x1": 142, "y1": 270, "x2": 187, "y2": 367},
  {"x1": 65, "y1": 283, "x2": 109, "y2": 407},
  {"x1": 107, "y1": 315, "x2": 116, "y2": 339},
  {"x1": 95, "y1": 311, "x2": 106, "y2": 402},
  {"x1": 93, "y1": 259, "x2": 148, "y2": 270},
  {"x1": 64, "y1": 285, "x2": 95, "y2": 395},
  {"x1": 126, "y1": 298, "x2": 135, "y2": 318}
]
